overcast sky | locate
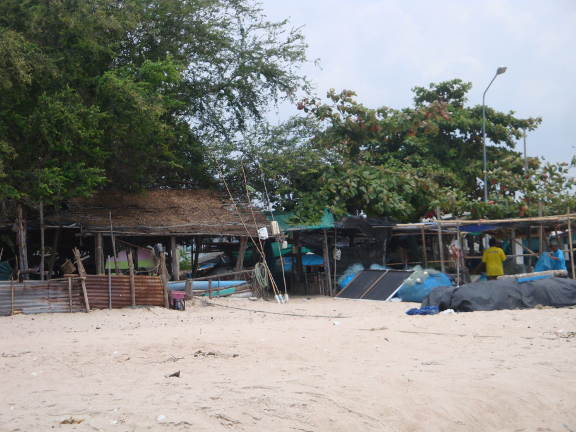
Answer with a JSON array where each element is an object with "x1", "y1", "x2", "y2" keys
[{"x1": 262, "y1": 0, "x2": 576, "y2": 165}]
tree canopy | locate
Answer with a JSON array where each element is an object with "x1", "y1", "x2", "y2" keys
[
  {"x1": 0, "y1": 0, "x2": 312, "y2": 210},
  {"x1": 228, "y1": 80, "x2": 575, "y2": 224}
]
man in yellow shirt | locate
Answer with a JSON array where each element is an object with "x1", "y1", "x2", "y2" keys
[{"x1": 482, "y1": 238, "x2": 507, "y2": 280}]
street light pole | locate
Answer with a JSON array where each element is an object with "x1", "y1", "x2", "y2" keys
[
  {"x1": 523, "y1": 127, "x2": 528, "y2": 171},
  {"x1": 482, "y1": 65, "x2": 507, "y2": 202}
]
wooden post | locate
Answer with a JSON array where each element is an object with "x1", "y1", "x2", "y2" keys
[
  {"x1": 527, "y1": 227, "x2": 533, "y2": 272},
  {"x1": 17, "y1": 205, "x2": 29, "y2": 280},
  {"x1": 208, "y1": 279, "x2": 213, "y2": 299},
  {"x1": 128, "y1": 251, "x2": 136, "y2": 307},
  {"x1": 68, "y1": 277, "x2": 72, "y2": 313},
  {"x1": 456, "y1": 223, "x2": 461, "y2": 286},
  {"x1": 538, "y1": 202, "x2": 544, "y2": 253},
  {"x1": 107, "y1": 256, "x2": 112, "y2": 310},
  {"x1": 39, "y1": 201, "x2": 44, "y2": 281},
  {"x1": 10, "y1": 278, "x2": 14, "y2": 316},
  {"x1": 459, "y1": 229, "x2": 467, "y2": 284},
  {"x1": 323, "y1": 229, "x2": 333, "y2": 297},
  {"x1": 109, "y1": 212, "x2": 119, "y2": 275},
  {"x1": 95, "y1": 233, "x2": 103, "y2": 275},
  {"x1": 437, "y1": 207, "x2": 446, "y2": 274},
  {"x1": 73, "y1": 248, "x2": 90, "y2": 312},
  {"x1": 420, "y1": 226, "x2": 428, "y2": 268},
  {"x1": 333, "y1": 228, "x2": 338, "y2": 290},
  {"x1": 235, "y1": 237, "x2": 247, "y2": 273},
  {"x1": 568, "y1": 208, "x2": 575, "y2": 280},
  {"x1": 170, "y1": 236, "x2": 179, "y2": 282},
  {"x1": 48, "y1": 226, "x2": 61, "y2": 280},
  {"x1": 192, "y1": 236, "x2": 201, "y2": 278},
  {"x1": 160, "y1": 251, "x2": 169, "y2": 308}
]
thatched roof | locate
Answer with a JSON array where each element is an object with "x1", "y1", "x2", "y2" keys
[{"x1": 54, "y1": 189, "x2": 270, "y2": 237}]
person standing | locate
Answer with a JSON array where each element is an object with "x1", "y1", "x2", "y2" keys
[
  {"x1": 547, "y1": 241, "x2": 567, "y2": 271},
  {"x1": 482, "y1": 238, "x2": 507, "y2": 280}
]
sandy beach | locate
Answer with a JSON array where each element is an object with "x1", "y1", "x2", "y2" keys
[{"x1": 1, "y1": 296, "x2": 575, "y2": 431}]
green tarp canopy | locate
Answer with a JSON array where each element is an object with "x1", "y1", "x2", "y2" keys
[
  {"x1": 265, "y1": 208, "x2": 334, "y2": 231},
  {"x1": 0, "y1": 261, "x2": 13, "y2": 280}
]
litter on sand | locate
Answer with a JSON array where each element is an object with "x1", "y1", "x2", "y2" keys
[{"x1": 406, "y1": 306, "x2": 440, "y2": 315}]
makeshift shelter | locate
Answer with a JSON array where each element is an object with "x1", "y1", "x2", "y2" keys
[{"x1": 0, "y1": 189, "x2": 272, "y2": 313}]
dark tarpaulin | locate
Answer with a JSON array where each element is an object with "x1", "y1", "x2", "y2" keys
[
  {"x1": 421, "y1": 277, "x2": 576, "y2": 312},
  {"x1": 335, "y1": 216, "x2": 396, "y2": 242}
]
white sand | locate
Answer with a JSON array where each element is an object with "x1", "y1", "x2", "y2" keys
[{"x1": 1, "y1": 296, "x2": 575, "y2": 431}]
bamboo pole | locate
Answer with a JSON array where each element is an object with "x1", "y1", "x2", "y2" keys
[
  {"x1": 538, "y1": 202, "x2": 544, "y2": 253},
  {"x1": 420, "y1": 226, "x2": 428, "y2": 268},
  {"x1": 10, "y1": 278, "x2": 14, "y2": 316},
  {"x1": 39, "y1": 201, "x2": 44, "y2": 281},
  {"x1": 568, "y1": 208, "x2": 575, "y2": 280},
  {"x1": 437, "y1": 207, "x2": 446, "y2": 274},
  {"x1": 128, "y1": 252, "x2": 136, "y2": 307},
  {"x1": 392, "y1": 213, "x2": 576, "y2": 227},
  {"x1": 109, "y1": 212, "x2": 120, "y2": 275}
]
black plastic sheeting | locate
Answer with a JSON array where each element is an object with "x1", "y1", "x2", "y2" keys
[
  {"x1": 421, "y1": 277, "x2": 576, "y2": 312},
  {"x1": 363, "y1": 271, "x2": 412, "y2": 301},
  {"x1": 337, "y1": 270, "x2": 385, "y2": 299},
  {"x1": 337, "y1": 270, "x2": 413, "y2": 301}
]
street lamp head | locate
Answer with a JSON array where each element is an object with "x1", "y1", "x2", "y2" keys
[{"x1": 496, "y1": 66, "x2": 507, "y2": 75}]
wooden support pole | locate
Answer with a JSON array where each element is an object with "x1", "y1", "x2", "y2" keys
[
  {"x1": 108, "y1": 256, "x2": 112, "y2": 310},
  {"x1": 95, "y1": 232, "x2": 103, "y2": 275},
  {"x1": 527, "y1": 227, "x2": 533, "y2": 272},
  {"x1": 160, "y1": 251, "x2": 169, "y2": 308},
  {"x1": 323, "y1": 229, "x2": 333, "y2": 297},
  {"x1": 68, "y1": 277, "x2": 72, "y2": 313},
  {"x1": 128, "y1": 251, "x2": 136, "y2": 307},
  {"x1": 17, "y1": 205, "x2": 29, "y2": 280},
  {"x1": 333, "y1": 228, "x2": 338, "y2": 290},
  {"x1": 10, "y1": 278, "x2": 14, "y2": 316},
  {"x1": 538, "y1": 202, "x2": 544, "y2": 253},
  {"x1": 192, "y1": 236, "x2": 201, "y2": 279},
  {"x1": 420, "y1": 226, "x2": 428, "y2": 268},
  {"x1": 235, "y1": 237, "x2": 247, "y2": 273},
  {"x1": 208, "y1": 279, "x2": 213, "y2": 299},
  {"x1": 171, "y1": 236, "x2": 179, "y2": 282},
  {"x1": 73, "y1": 248, "x2": 90, "y2": 313},
  {"x1": 39, "y1": 201, "x2": 44, "y2": 281},
  {"x1": 109, "y1": 212, "x2": 120, "y2": 275},
  {"x1": 456, "y1": 224, "x2": 461, "y2": 286},
  {"x1": 437, "y1": 207, "x2": 446, "y2": 274},
  {"x1": 48, "y1": 226, "x2": 61, "y2": 280},
  {"x1": 569, "y1": 208, "x2": 575, "y2": 280}
]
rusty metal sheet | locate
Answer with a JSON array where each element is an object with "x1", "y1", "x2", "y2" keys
[
  {"x1": 84, "y1": 275, "x2": 164, "y2": 309},
  {"x1": 0, "y1": 279, "x2": 85, "y2": 316}
]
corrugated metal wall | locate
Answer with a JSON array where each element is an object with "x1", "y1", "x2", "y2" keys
[
  {"x1": 0, "y1": 279, "x2": 85, "y2": 316},
  {"x1": 84, "y1": 275, "x2": 164, "y2": 309},
  {"x1": 0, "y1": 275, "x2": 165, "y2": 316}
]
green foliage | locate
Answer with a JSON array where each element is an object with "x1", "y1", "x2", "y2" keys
[
  {"x1": 0, "y1": 0, "x2": 312, "y2": 211},
  {"x1": 280, "y1": 80, "x2": 569, "y2": 224},
  {"x1": 214, "y1": 116, "x2": 339, "y2": 212}
]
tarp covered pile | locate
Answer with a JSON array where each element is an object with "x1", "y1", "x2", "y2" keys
[{"x1": 422, "y1": 277, "x2": 576, "y2": 312}]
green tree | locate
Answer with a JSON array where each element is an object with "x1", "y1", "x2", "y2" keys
[
  {"x1": 286, "y1": 81, "x2": 553, "y2": 223},
  {"x1": 0, "y1": 0, "x2": 312, "y2": 213}
]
